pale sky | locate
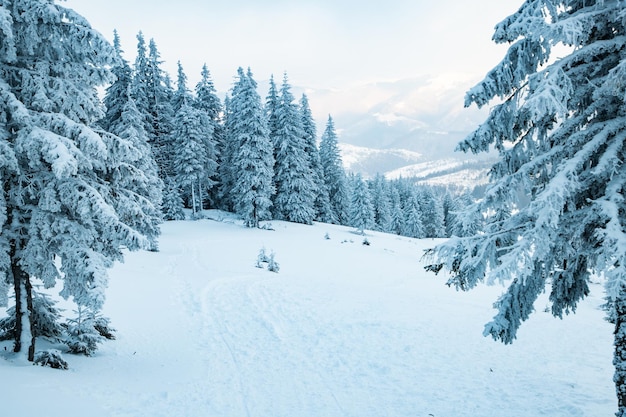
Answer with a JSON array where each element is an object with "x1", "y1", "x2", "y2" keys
[{"x1": 63, "y1": 0, "x2": 521, "y2": 94}]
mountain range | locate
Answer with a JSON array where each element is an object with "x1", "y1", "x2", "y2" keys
[{"x1": 304, "y1": 74, "x2": 497, "y2": 189}]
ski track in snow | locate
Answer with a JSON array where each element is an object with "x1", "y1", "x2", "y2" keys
[{"x1": 0, "y1": 215, "x2": 617, "y2": 416}]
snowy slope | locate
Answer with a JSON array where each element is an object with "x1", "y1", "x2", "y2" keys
[{"x1": 0, "y1": 211, "x2": 615, "y2": 417}]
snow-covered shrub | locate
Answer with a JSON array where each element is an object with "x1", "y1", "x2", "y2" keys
[
  {"x1": 256, "y1": 247, "x2": 269, "y2": 268},
  {"x1": 256, "y1": 247, "x2": 279, "y2": 272},
  {"x1": 267, "y1": 252, "x2": 280, "y2": 273},
  {"x1": 64, "y1": 308, "x2": 105, "y2": 356},
  {"x1": 324, "y1": 232, "x2": 330, "y2": 240},
  {"x1": 34, "y1": 349, "x2": 68, "y2": 370}
]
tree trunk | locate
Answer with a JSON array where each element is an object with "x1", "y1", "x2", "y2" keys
[
  {"x1": 11, "y1": 253, "x2": 35, "y2": 362},
  {"x1": 614, "y1": 293, "x2": 626, "y2": 417},
  {"x1": 191, "y1": 183, "x2": 197, "y2": 217}
]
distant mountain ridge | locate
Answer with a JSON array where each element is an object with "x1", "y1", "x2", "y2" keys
[{"x1": 304, "y1": 74, "x2": 494, "y2": 190}]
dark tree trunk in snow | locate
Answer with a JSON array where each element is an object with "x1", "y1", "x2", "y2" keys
[
  {"x1": 11, "y1": 252, "x2": 35, "y2": 361},
  {"x1": 615, "y1": 294, "x2": 626, "y2": 417}
]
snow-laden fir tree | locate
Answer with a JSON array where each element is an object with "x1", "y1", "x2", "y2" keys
[
  {"x1": 319, "y1": 115, "x2": 349, "y2": 224},
  {"x1": 161, "y1": 177, "x2": 186, "y2": 221},
  {"x1": 301, "y1": 94, "x2": 333, "y2": 223},
  {"x1": 194, "y1": 64, "x2": 223, "y2": 207},
  {"x1": 0, "y1": 0, "x2": 160, "y2": 361},
  {"x1": 266, "y1": 75, "x2": 280, "y2": 156},
  {"x1": 171, "y1": 103, "x2": 214, "y2": 218},
  {"x1": 103, "y1": 35, "x2": 162, "y2": 250},
  {"x1": 423, "y1": 2, "x2": 626, "y2": 414},
  {"x1": 132, "y1": 35, "x2": 174, "y2": 179},
  {"x1": 369, "y1": 173, "x2": 393, "y2": 233},
  {"x1": 172, "y1": 61, "x2": 191, "y2": 114},
  {"x1": 419, "y1": 188, "x2": 446, "y2": 238},
  {"x1": 100, "y1": 30, "x2": 132, "y2": 132},
  {"x1": 170, "y1": 62, "x2": 217, "y2": 216},
  {"x1": 228, "y1": 68, "x2": 275, "y2": 228},
  {"x1": 403, "y1": 192, "x2": 425, "y2": 239},
  {"x1": 272, "y1": 74, "x2": 316, "y2": 224},
  {"x1": 106, "y1": 88, "x2": 163, "y2": 250},
  {"x1": 349, "y1": 173, "x2": 374, "y2": 235},
  {"x1": 389, "y1": 186, "x2": 405, "y2": 235}
]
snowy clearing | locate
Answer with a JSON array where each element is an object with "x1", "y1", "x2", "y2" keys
[{"x1": 0, "y1": 211, "x2": 615, "y2": 416}]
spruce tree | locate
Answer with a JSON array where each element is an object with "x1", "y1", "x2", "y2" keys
[
  {"x1": 273, "y1": 74, "x2": 316, "y2": 224},
  {"x1": 369, "y1": 174, "x2": 393, "y2": 233},
  {"x1": 161, "y1": 178, "x2": 186, "y2": 221},
  {"x1": 100, "y1": 30, "x2": 132, "y2": 132},
  {"x1": 419, "y1": 188, "x2": 446, "y2": 238},
  {"x1": 319, "y1": 115, "x2": 349, "y2": 224},
  {"x1": 0, "y1": 0, "x2": 159, "y2": 361},
  {"x1": 389, "y1": 186, "x2": 405, "y2": 235},
  {"x1": 194, "y1": 64, "x2": 222, "y2": 208},
  {"x1": 171, "y1": 102, "x2": 213, "y2": 218},
  {"x1": 228, "y1": 68, "x2": 275, "y2": 227},
  {"x1": 403, "y1": 192, "x2": 425, "y2": 239},
  {"x1": 349, "y1": 173, "x2": 374, "y2": 235},
  {"x1": 423, "y1": 2, "x2": 626, "y2": 413},
  {"x1": 301, "y1": 94, "x2": 332, "y2": 223}
]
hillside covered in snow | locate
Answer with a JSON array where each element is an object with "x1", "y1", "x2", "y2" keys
[{"x1": 0, "y1": 213, "x2": 614, "y2": 417}]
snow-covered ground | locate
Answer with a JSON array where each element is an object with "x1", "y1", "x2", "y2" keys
[{"x1": 0, "y1": 211, "x2": 616, "y2": 416}]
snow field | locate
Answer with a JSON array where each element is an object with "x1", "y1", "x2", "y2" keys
[{"x1": 0, "y1": 211, "x2": 616, "y2": 416}]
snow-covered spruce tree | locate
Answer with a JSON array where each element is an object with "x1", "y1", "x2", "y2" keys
[
  {"x1": 319, "y1": 115, "x2": 350, "y2": 225},
  {"x1": 419, "y1": 187, "x2": 446, "y2": 238},
  {"x1": 100, "y1": 30, "x2": 132, "y2": 132},
  {"x1": 228, "y1": 68, "x2": 275, "y2": 228},
  {"x1": 194, "y1": 64, "x2": 223, "y2": 208},
  {"x1": 161, "y1": 177, "x2": 186, "y2": 221},
  {"x1": 389, "y1": 185, "x2": 405, "y2": 235},
  {"x1": 170, "y1": 61, "x2": 216, "y2": 216},
  {"x1": 266, "y1": 74, "x2": 280, "y2": 156},
  {"x1": 349, "y1": 173, "x2": 374, "y2": 235},
  {"x1": 0, "y1": 0, "x2": 159, "y2": 361},
  {"x1": 423, "y1": 2, "x2": 626, "y2": 414},
  {"x1": 403, "y1": 192, "x2": 425, "y2": 239},
  {"x1": 106, "y1": 89, "x2": 163, "y2": 251},
  {"x1": 273, "y1": 74, "x2": 316, "y2": 224},
  {"x1": 369, "y1": 174, "x2": 393, "y2": 233},
  {"x1": 132, "y1": 35, "x2": 174, "y2": 179},
  {"x1": 103, "y1": 34, "x2": 162, "y2": 250},
  {"x1": 171, "y1": 102, "x2": 213, "y2": 218},
  {"x1": 301, "y1": 93, "x2": 333, "y2": 223}
]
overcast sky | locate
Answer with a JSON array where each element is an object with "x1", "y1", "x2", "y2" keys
[{"x1": 63, "y1": 0, "x2": 521, "y2": 94}]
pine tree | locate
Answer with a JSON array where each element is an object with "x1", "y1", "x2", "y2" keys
[
  {"x1": 106, "y1": 89, "x2": 163, "y2": 250},
  {"x1": 131, "y1": 36, "x2": 174, "y2": 179},
  {"x1": 194, "y1": 64, "x2": 223, "y2": 207},
  {"x1": 423, "y1": 2, "x2": 626, "y2": 414},
  {"x1": 389, "y1": 186, "x2": 405, "y2": 235},
  {"x1": 228, "y1": 68, "x2": 275, "y2": 227},
  {"x1": 369, "y1": 174, "x2": 393, "y2": 232},
  {"x1": 419, "y1": 188, "x2": 446, "y2": 238},
  {"x1": 266, "y1": 74, "x2": 280, "y2": 154},
  {"x1": 349, "y1": 173, "x2": 374, "y2": 235},
  {"x1": 0, "y1": 0, "x2": 159, "y2": 361},
  {"x1": 100, "y1": 30, "x2": 132, "y2": 132},
  {"x1": 403, "y1": 192, "x2": 424, "y2": 239},
  {"x1": 103, "y1": 36, "x2": 162, "y2": 250},
  {"x1": 172, "y1": 61, "x2": 192, "y2": 113},
  {"x1": 301, "y1": 94, "x2": 332, "y2": 223},
  {"x1": 161, "y1": 178, "x2": 186, "y2": 221},
  {"x1": 171, "y1": 103, "x2": 213, "y2": 218},
  {"x1": 273, "y1": 74, "x2": 316, "y2": 224},
  {"x1": 319, "y1": 115, "x2": 349, "y2": 224}
]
